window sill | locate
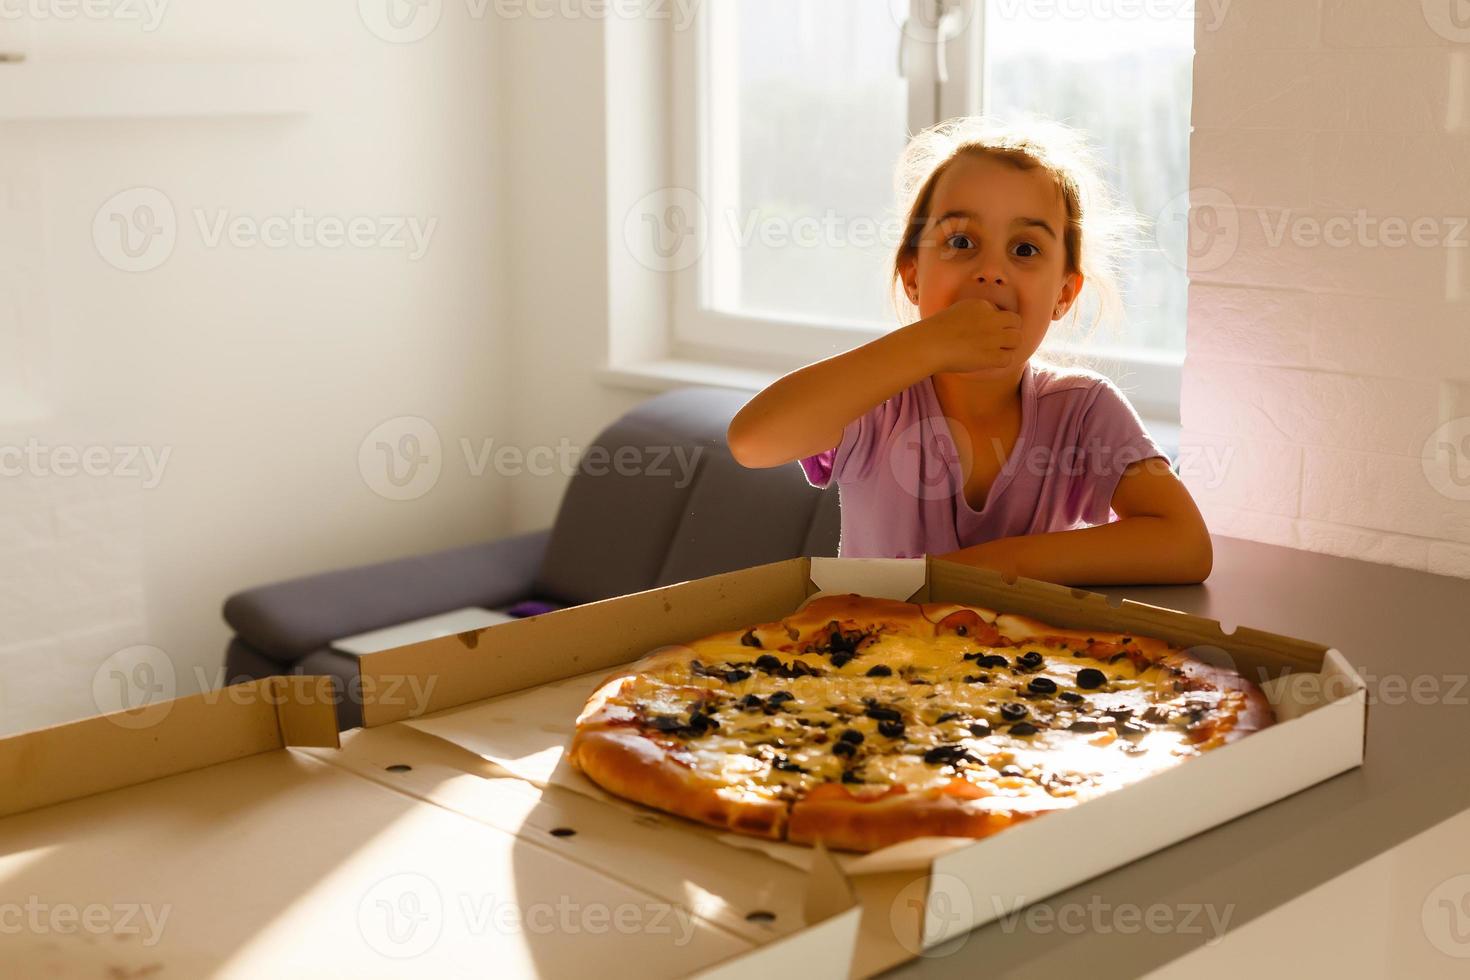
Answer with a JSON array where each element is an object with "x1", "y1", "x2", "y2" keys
[
  {"x1": 597, "y1": 357, "x2": 1182, "y2": 460},
  {"x1": 596, "y1": 358, "x2": 779, "y2": 396}
]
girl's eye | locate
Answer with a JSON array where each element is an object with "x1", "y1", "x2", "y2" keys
[{"x1": 942, "y1": 232, "x2": 1039, "y2": 257}]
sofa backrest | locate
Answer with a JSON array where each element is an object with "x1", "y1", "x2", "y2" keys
[{"x1": 532, "y1": 386, "x2": 840, "y2": 605}]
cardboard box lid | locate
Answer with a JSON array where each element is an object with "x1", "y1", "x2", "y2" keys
[
  {"x1": 354, "y1": 556, "x2": 1352, "y2": 730},
  {"x1": 0, "y1": 675, "x2": 339, "y2": 819}
]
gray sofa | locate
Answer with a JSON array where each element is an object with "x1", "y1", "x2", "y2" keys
[{"x1": 221, "y1": 386, "x2": 840, "y2": 728}]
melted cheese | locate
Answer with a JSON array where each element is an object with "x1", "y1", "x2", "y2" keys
[{"x1": 598, "y1": 618, "x2": 1226, "y2": 807}]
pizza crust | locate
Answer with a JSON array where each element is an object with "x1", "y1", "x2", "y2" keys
[
  {"x1": 1160, "y1": 652, "x2": 1276, "y2": 742},
  {"x1": 786, "y1": 781, "x2": 1066, "y2": 852},
  {"x1": 568, "y1": 728, "x2": 789, "y2": 840},
  {"x1": 779, "y1": 593, "x2": 934, "y2": 647},
  {"x1": 995, "y1": 612, "x2": 1175, "y2": 661}
]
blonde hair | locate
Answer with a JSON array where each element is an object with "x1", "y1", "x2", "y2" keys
[{"x1": 888, "y1": 113, "x2": 1147, "y2": 370}]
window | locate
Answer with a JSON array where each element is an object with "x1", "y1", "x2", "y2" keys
[
  {"x1": 669, "y1": 0, "x2": 1192, "y2": 420},
  {"x1": 980, "y1": 8, "x2": 1194, "y2": 361}
]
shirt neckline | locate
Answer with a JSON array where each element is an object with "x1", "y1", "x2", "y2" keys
[{"x1": 924, "y1": 361, "x2": 1037, "y2": 518}]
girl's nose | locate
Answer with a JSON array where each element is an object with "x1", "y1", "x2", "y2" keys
[{"x1": 972, "y1": 250, "x2": 1005, "y2": 284}]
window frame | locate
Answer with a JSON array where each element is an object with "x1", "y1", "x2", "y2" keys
[{"x1": 664, "y1": 0, "x2": 1185, "y2": 422}]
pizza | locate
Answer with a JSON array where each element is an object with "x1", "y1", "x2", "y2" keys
[{"x1": 567, "y1": 593, "x2": 1275, "y2": 853}]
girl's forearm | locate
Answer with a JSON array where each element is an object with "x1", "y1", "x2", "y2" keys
[
  {"x1": 727, "y1": 319, "x2": 937, "y2": 469},
  {"x1": 938, "y1": 517, "x2": 1214, "y2": 587}
]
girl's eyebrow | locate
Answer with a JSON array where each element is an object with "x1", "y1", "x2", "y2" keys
[{"x1": 934, "y1": 208, "x2": 1058, "y2": 241}]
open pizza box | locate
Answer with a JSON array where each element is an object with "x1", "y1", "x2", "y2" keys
[
  {"x1": 0, "y1": 557, "x2": 1367, "y2": 977},
  {"x1": 346, "y1": 555, "x2": 1369, "y2": 974}
]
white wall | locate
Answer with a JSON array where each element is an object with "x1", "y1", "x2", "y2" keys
[
  {"x1": 499, "y1": 10, "x2": 662, "y2": 534},
  {"x1": 0, "y1": 2, "x2": 510, "y2": 734},
  {"x1": 1182, "y1": 0, "x2": 1470, "y2": 576}
]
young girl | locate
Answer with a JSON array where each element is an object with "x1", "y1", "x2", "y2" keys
[{"x1": 727, "y1": 116, "x2": 1211, "y2": 586}]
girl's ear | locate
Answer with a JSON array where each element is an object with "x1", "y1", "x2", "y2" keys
[
  {"x1": 1054, "y1": 270, "x2": 1084, "y2": 318},
  {"x1": 900, "y1": 253, "x2": 919, "y2": 305}
]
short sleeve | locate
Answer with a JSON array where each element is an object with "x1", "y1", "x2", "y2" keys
[
  {"x1": 1075, "y1": 379, "x2": 1170, "y2": 523},
  {"x1": 796, "y1": 393, "x2": 906, "y2": 489}
]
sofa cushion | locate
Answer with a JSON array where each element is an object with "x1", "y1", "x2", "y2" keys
[
  {"x1": 654, "y1": 449, "x2": 838, "y2": 587},
  {"x1": 224, "y1": 528, "x2": 549, "y2": 664},
  {"x1": 803, "y1": 484, "x2": 842, "y2": 557},
  {"x1": 533, "y1": 386, "x2": 753, "y2": 604}
]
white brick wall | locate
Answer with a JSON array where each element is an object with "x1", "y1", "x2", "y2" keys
[{"x1": 1182, "y1": 0, "x2": 1470, "y2": 577}]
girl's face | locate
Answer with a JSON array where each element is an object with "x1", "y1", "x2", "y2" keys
[{"x1": 900, "y1": 152, "x2": 1084, "y2": 370}]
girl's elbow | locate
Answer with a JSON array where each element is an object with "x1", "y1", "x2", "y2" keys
[
  {"x1": 727, "y1": 431, "x2": 761, "y2": 468},
  {"x1": 727, "y1": 425, "x2": 774, "y2": 469},
  {"x1": 1184, "y1": 530, "x2": 1213, "y2": 584},
  {"x1": 726, "y1": 419, "x2": 756, "y2": 467}
]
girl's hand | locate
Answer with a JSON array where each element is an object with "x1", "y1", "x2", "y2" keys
[{"x1": 911, "y1": 298, "x2": 1024, "y2": 376}]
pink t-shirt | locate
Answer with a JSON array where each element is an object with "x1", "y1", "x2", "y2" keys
[{"x1": 799, "y1": 360, "x2": 1168, "y2": 558}]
